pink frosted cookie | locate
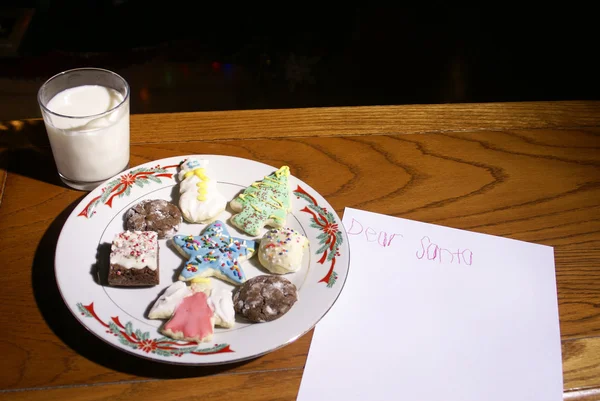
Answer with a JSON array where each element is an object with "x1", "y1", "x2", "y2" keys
[{"x1": 161, "y1": 292, "x2": 215, "y2": 343}]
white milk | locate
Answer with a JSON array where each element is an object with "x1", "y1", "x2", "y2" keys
[{"x1": 44, "y1": 85, "x2": 129, "y2": 183}]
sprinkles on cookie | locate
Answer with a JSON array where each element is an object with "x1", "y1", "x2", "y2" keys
[{"x1": 172, "y1": 221, "x2": 256, "y2": 285}]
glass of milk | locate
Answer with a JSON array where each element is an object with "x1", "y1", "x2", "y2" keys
[{"x1": 37, "y1": 68, "x2": 130, "y2": 191}]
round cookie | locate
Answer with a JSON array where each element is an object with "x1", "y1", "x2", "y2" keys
[
  {"x1": 233, "y1": 275, "x2": 298, "y2": 322},
  {"x1": 258, "y1": 228, "x2": 309, "y2": 274},
  {"x1": 125, "y1": 199, "x2": 182, "y2": 239}
]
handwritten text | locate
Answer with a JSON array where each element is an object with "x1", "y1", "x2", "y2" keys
[
  {"x1": 416, "y1": 236, "x2": 473, "y2": 265},
  {"x1": 347, "y1": 218, "x2": 402, "y2": 248}
]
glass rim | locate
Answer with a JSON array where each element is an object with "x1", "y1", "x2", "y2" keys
[{"x1": 37, "y1": 67, "x2": 130, "y2": 120}]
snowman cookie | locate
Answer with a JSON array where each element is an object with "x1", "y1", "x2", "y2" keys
[{"x1": 178, "y1": 158, "x2": 226, "y2": 224}]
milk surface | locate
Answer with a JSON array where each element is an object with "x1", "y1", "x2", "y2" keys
[{"x1": 45, "y1": 85, "x2": 129, "y2": 183}]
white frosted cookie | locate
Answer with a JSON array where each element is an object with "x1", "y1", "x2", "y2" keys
[
  {"x1": 191, "y1": 279, "x2": 234, "y2": 328},
  {"x1": 178, "y1": 158, "x2": 226, "y2": 223},
  {"x1": 258, "y1": 228, "x2": 309, "y2": 274},
  {"x1": 148, "y1": 281, "x2": 192, "y2": 319},
  {"x1": 208, "y1": 288, "x2": 235, "y2": 328}
]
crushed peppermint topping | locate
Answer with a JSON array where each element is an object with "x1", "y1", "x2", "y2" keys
[{"x1": 110, "y1": 231, "x2": 158, "y2": 270}]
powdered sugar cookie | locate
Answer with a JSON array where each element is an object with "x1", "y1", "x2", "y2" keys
[
  {"x1": 125, "y1": 199, "x2": 182, "y2": 239},
  {"x1": 233, "y1": 275, "x2": 298, "y2": 322}
]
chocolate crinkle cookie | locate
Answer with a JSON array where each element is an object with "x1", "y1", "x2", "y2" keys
[
  {"x1": 233, "y1": 275, "x2": 298, "y2": 322},
  {"x1": 125, "y1": 199, "x2": 182, "y2": 239}
]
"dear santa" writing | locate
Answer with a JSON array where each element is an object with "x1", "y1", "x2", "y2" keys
[
  {"x1": 416, "y1": 236, "x2": 473, "y2": 265},
  {"x1": 346, "y1": 218, "x2": 474, "y2": 266},
  {"x1": 346, "y1": 218, "x2": 402, "y2": 248}
]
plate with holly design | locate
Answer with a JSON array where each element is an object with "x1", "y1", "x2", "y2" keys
[{"x1": 54, "y1": 155, "x2": 349, "y2": 365}]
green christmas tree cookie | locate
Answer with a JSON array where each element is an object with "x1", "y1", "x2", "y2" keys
[{"x1": 229, "y1": 166, "x2": 292, "y2": 236}]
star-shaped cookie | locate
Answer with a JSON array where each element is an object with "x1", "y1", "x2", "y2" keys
[{"x1": 172, "y1": 221, "x2": 256, "y2": 285}]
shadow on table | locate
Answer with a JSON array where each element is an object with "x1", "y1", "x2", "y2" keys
[
  {"x1": 0, "y1": 118, "x2": 67, "y2": 187},
  {"x1": 0, "y1": 119, "x2": 49, "y2": 149},
  {"x1": 31, "y1": 197, "x2": 254, "y2": 379}
]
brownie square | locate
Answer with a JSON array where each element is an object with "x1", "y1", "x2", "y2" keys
[{"x1": 108, "y1": 231, "x2": 159, "y2": 286}]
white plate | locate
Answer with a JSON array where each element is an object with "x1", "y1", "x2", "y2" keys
[{"x1": 55, "y1": 155, "x2": 349, "y2": 365}]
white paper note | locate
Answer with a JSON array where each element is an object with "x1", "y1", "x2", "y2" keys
[{"x1": 297, "y1": 207, "x2": 563, "y2": 401}]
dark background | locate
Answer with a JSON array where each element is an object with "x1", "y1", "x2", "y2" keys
[{"x1": 1, "y1": 2, "x2": 598, "y2": 120}]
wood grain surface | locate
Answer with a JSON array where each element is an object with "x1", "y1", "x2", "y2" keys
[
  {"x1": 0, "y1": 369, "x2": 304, "y2": 401},
  {"x1": 0, "y1": 149, "x2": 7, "y2": 206},
  {"x1": 1, "y1": 101, "x2": 599, "y2": 147},
  {"x1": 0, "y1": 101, "x2": 599, "y2": 400}
]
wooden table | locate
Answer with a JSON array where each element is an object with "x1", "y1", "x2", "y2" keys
[{"x1": 0, "y1": 101, "x2": 599, "y2": 400}]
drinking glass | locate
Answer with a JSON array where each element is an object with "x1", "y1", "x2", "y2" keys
[{"x1": 37, "y1": 68, "x2": 130, "y2": 191}]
